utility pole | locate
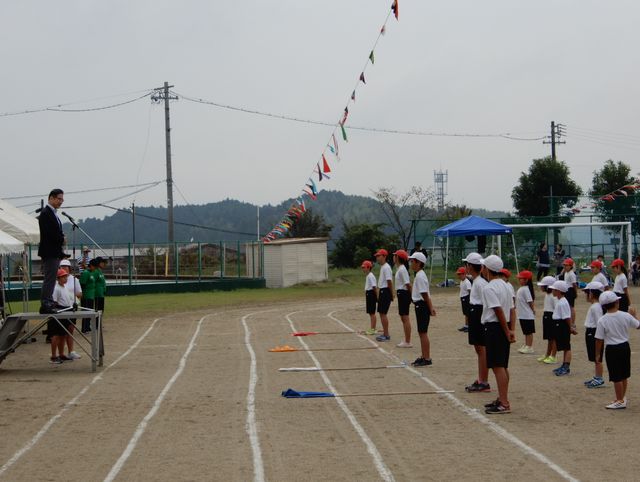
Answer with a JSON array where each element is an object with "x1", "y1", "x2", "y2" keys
[
  {"x1": 151, "y1": 82, "x2": 179, "y2": 243},
  {"x1": 543, "y1": 121, "x2": 566, "y2": 161}
]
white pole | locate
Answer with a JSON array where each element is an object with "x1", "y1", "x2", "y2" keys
[
  {"x1": 257, "y1": 206, "x2": 260, "y2": 241},
  {"x1": 619, "y1": 225, "x2": 623, "y2": 259},
  {"x1": 497, "y1": 236, "x2": 502, "y2": 257},
  {"x1": 429, "y1": 237, "x2": 436, "y2": 281},
  {"x1": 444, "y1": 236, "x2": 449, "y2": 286},
  {"x1": 627, "y1": 222, "x2": 632, "y2": 268},
  {"x1": 512, "y1": 234, "x2": 519, "y2": 273}
]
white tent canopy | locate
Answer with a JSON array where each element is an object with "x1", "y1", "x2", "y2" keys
[
  {"x1": 0, "y1": 199, "x2": 39, "y2": 245},
  {"x1": 0, "y1": 230, "x2": 23, "y2": 255}
]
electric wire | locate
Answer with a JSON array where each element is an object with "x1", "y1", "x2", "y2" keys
[{"x1": 4, "y1": 181, "x2": 165, "y2": 201}]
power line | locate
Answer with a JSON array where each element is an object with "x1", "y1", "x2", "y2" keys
[
  {"x1": 4, "y1": 180, "x2": 165, "y2": 201},
  {"x1": 175, "y1": 91, "x2": 546, "y2": 141}
]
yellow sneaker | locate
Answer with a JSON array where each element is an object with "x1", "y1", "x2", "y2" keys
[
  {"x1": 537, "y1": 355, "x2": 547, "y2": 362},
  {"x1": 543, "y1": 356, "x2": 557, "y2": 364}
]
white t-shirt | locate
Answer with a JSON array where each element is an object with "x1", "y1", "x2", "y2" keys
[
  {"x1": 563, "y1": 270, "x2": 577, "y2": 287},
  {"x1": 481, "y1": 279, "x2": 511, "y2": 324},
  {"x1": 395, "y1": 265, "x2": 410, "y2": 291},
  {"x1": 595, "y1": 311, "x2": 640, "y2": 345},
  {"x1": 53, "y1": 282, "x2": 75, "y2": 308},
  {"x1": 64, "y1": 274, "x2": 82, "y2": 298},
  {"x1": 552, "y1": 297, "x2": 571, "y2": 321},
  {"x1": 411, "y1": 270, "x2": 430, "y2": 302},
  {"x1": 592, "y1": 272, "x2": 608, "y2": 287},
  {"x1": 459, "y1": 278, "x2": 471, "y2": 298},
  {"x1": 543, "y1": 292, "x2": 556, "y2": 313},
  {"x1": 516, "y1": 286, "x2": 535, "y2": 320},
  {"x1": 613, "y1": 273, "x2": 628, "y2": 293},
  {"x1": 378, "y1": 263, "x2": 393, "y2": 289},
  {"x1": 364, "y1": 272, "x2": 376, "y2": 292},
  {"x1": 505, "y1": 281, "x2": 516, "y2": 309},
  {"x1": 584, "y1": 303, "x2": 604, "y2": 329},
  {"x1": 470, "y1": 276, "x2": 488, "y2": 305}
]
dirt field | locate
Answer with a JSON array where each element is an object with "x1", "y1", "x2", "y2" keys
[{"x1": 1, "y1": 287, "x2": 639, "y2": 481}]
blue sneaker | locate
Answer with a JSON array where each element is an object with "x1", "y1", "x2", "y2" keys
[
  {"x1": 584, "y1": 377, "x2": 595, "y2": 385},
  {"x1": 586, "y1": 377, "x2": 605, "y2": 388},
  {"x1": 554, "y1": 366, "x2": 570, "y2": 376},
  {"x1": 375, "y1": 335, "x2": 391, "y2": 342}
]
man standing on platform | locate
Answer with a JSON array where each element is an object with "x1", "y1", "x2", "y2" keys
[{"x1": 38, "y1": 189, "x2": 66, "y2": 314}]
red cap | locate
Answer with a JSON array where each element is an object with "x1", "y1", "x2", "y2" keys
[
  {"x1": 516, "y1": 270, "x2": 533, "y2": 280},
  {"x1": 611, "y1": 258, "x2": 625, "y2": 268},
  {"x1": 393, "y1": 249, "x2": 408, "y2": 261},
  {"x1": 499, "y1": 268, "x2": 511, "y2": 278},
  {"x1": 374, "y1": 249, "x2": 388, "y2": 258},
  {"x1": 456, "y1": 267, "x2": 467, "y2": 275},
  {"x1": 562, "y1": 258, "x2": 574, "y2": 266},
  {"x1": 56, "y1": 268, "x2": 68, "y2": 278},
  {"x1": 590, "y1": 260, "x2": 603, "y2": 269},
  {"x1": 361, "y1": 260, "x2": 373, "y2": 269}
]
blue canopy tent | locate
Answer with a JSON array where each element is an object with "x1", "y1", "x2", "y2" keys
[{"x1": 432, "y1": 216, "x2": 516, "y2": 284}]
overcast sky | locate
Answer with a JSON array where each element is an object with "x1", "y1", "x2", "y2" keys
[{"x1": 1, "y1": 0, "x2": 639, "y2": 221}]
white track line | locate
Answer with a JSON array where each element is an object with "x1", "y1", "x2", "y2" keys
[
  {"x1": 327, "y1": 311, "x2": 579, "y2": 482},
  {"x1": 0, "y1": 317, "x2": 164, "y2": 479},
  {"x1": 241, "y1": 312, "x2": 266, "y2": 482},
  {"x1": 286, "y1": 311, "x2": 395, "y2": 482},
  {"x1": 103, "y1": 313, "x2": 212, "y2": 482}
]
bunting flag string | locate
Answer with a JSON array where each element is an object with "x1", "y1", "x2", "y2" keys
[{"x1": 263, "y1": 1, "x2": 398, "y2": 242}]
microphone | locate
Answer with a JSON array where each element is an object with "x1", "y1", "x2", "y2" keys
[{"x1": 61, "y1": 211, "x2": 75, "y2": 222}]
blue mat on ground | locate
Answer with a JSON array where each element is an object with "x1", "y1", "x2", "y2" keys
[{"x1": 281, "y1": 388, "x2": 335, "y2": 398}]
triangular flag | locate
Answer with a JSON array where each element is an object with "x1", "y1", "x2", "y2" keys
[
  {"x1": 617, "y1": 190, "x2": 628, "y2": 197},
  {"x1": 359, "y1": 72, "x2": 366, "y2": 84},
  {"x1": 332, "y1": 134, "x2": 340, "y2": 157},
  {"x1": 392, "y1": 0, "x2": 398, "y2": 20},
  {"x1": 298, "y1": 198, "x2": 306, "y2": 212},
  {"x1": 322, "y1": 154, "x2": 331, "y2": 173},
  {"x1": 303, "y1": 188, "x2": 317, "y2": 201},
  {"x1": 307, "y1": 178, "x2": 318, "y2": 195},
  {"x1": 380, "y1": 25, "x2": 386, "y2": 35},
  {"x1": 369, "y1": 50, "x2": 375, "y2": 64},
  {"x1": 351, "y1": 90, "x2": 356, "y2": 101},
  {"x1": 340, "y1": 122, "x2": 348, "y2": 142},
  {"x1": 328, "y1": 145, "x2": 335, "y2": 154},
  {"x1": 317, "y1": 163, "x2": 324, "y2": 181},
  {"x1": 341, "y1": 107, "x2": 349, "y2": 124}
]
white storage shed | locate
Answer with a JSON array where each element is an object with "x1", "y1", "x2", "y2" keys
[{"x1": 262, "y1": 237, "x2": 329, "y2": 288}]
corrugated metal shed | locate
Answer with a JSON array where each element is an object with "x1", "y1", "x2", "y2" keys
[{"x1": 262, "y1": 237, "x2": 328, "y2": 288}]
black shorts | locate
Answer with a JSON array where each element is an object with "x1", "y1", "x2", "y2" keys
[
  {"x1": 468, "y1": 304, "x2": 485, "y2": 346},
  {"x1": 460, "y1": 295, "x2": 470, "y2": 316},
  {"x1": 542, "y1": 312, "x2": 554, "y2": 340},
  {"x1": 585, "y1": 327, "x2": 603, "y2": 362},
  {"x1": 615, "y1": 292, "x2": 630, "y2": 312},
  {"x1": 377, "y1": 288, "x2": 392, "y2": 314},
  {"x1": 554, "y1": 319, "x2": 571, "y2": 352},
  {"x1": 566, "y1": 287, "x2": 576, "y2": 307},
  {"x1": 484, "y1": 323, "x2": 510, "y2": 368},
  {"x1": 414, "y1": 300, "x2": 431, "y2": 333},
  {"x1": 47, "y1": 317, "x2": 72, "y2": 337},
  {"x1": 605, "y1": 342, "x2": 631, "y2": 382},
  {"x1": 365, "y1": 290, "x2": 377, "y2": 315},
  {"x1": 519, "y1": 319, "x2": 535, "y2": 335},
  {"x1": 397, "y1": 289, "x2": 411, "y2": 316}
]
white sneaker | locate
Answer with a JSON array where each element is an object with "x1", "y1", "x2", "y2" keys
[
  {"x1": 517, "y1": 345, "x2": 527, "y2": 354},
  {"x1": 396, "y1": 341, "x2": 413, "y2": 348},
  {"x1": 522, "y1": 346, "x2": 535, "y2": 354},
  {"x1": 606, "y1": 400, "x2": 627, "y2": 409},
  {"x1": 68, "y1": 351, "x2": 81, "y2": 360}
]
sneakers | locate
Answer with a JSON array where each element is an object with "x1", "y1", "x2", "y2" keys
[
  {"x1": 553, "y1": 365, "x2": 570, "y2": 376},
  {"x1": 586, "y1": 377, "x2": 605, "y2": 388},
  {"x1": 484, "y1": 398, "x2": 500, "y2": 408},
  {"x1": 396, "y1": 341, "x2": 412, "y2": 348},
  {"x1": 457, "y1": 326, "x2": 469, "y2": 332},
  {"x1": 605, "y1": 400, "x2": 627, "y2": 410},
  {"x1": 68, "y1": 351, "x2": 82, "y2": 360},
  {"x1": 49, "y1": 356, "x2": 62, "y2": 365},
  {"x1": 518, "y1": 345, "x2": 534, "y2": 354},
  {"x1": 411, "y1": 357, "x2": 432, "y2": 367},
  {"x1": 365, "y1": 328, "x2": 377, "y2": 335},
  {"x1": 59, "y1": 354, "x2": 73, "y2": 362},
  {"x1": 537, "y1": 354, "x2": 547, "y2": 362},
  {"x1": 542, "y1": 356, "x2": 558, "y2": 364},
  {"x1": 485, "y1": 403, "x2": 511, "y2": 414},
  {"x1": 375, "y1": 335, "x2": 391, "y2": 342},
  {"x1": 465, "y1": 381, "x2": 491, "y2": 393}
]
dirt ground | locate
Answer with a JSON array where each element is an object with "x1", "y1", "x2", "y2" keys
[{"x1": 1, "y1": 287, "x2": 640, "y2": 481}]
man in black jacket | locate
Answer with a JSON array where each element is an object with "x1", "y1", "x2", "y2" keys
[{"x1": 38, "y1": 188, "x2": 66, "y2": 313}]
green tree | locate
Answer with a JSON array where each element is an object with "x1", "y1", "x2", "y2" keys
[
  {"x1": 589, "y1": 159, "x2": 638, "y2": 235},
  {"x1": 330, "y1": 223, "x2": 399, "y2": 268},
  {"x1": 511, "y1": 156, "x2": 583, "y2": 221},
  {"x1": 286, "y1": 208, "x2": 332, "y2": 238}
]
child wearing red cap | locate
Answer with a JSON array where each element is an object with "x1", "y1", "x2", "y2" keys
[
  {"x1": 393, "y1": 250, "x2": 412, "y2": 347},
  {"x1": 558, "y1": 258, "x2": 578, "y2": 324},
  {"x1": 590, "y1": 260, "x2": 609, "y2": 288},
  {"x1": 537, "y1": 276, "x2": 558, "y2": 364},
  {"x1": 49, "y1": 269, "x2": 75, "y2": 364},
  {"x1": 375, "y1": 249, "x2": 394, "y2": 342},
  {"x1": 611, "y1": 258, "x2": 631, "y2": 312},
  {"x1": 361, "y1": 261, "x2": 378, "y2": 335},
  {"x1": 457, "y1": 267, "x2": 471, "y2": 333},
  {"x1": 516, "y1": 270, "x2": 536, "y2": 354}
]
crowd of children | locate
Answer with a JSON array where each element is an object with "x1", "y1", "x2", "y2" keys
[{"x1": 362, "y1": 248, "x2": 640, "y2": 413}]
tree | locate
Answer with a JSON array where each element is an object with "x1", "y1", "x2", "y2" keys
[
  {"x1": 511, "y1": 157, "x2": 583, "y2": 221},
  {"x1": 589, "y1": 160, "x2": 638, "y2": 235},
  {"x1": 329, "y1": 223, "x2": 399, "y2": 268},
  {"x1": 373, "y1": 186, "x2": 437, "y2": 249},
  {"x1": 286, "y1": 208, "x2": 332, "y2": 238}
]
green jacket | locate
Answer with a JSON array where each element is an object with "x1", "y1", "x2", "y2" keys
[
  {"x1": 79, "y1": 269, "x2": 97, "y2": 300},
  {"x1": 95, "y1": 268, "x2": 106, "y2": 298}
]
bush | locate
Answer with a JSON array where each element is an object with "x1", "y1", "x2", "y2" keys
[{"x1": 330, "y1": 223, "x2": 399, "y2": 268}]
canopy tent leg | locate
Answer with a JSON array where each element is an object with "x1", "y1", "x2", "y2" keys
[
  {"x1": 429, "y1": 236, "x2": 436, "y2": 282},
  {"x1": 497, "y1": 236, "x2": 502, "y2": 257},
  {"x1": 512, "y1": 234, "x2": 519, "y2": 273},
  {"x1": 627, "y1": 222, "x2": 632, "y2": 267},
  {"x1": 444, "y1": 236, "x2": 449, "y2": 287}
]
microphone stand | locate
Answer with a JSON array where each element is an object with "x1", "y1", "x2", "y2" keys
[{"x1": 60, "y1": 212, "x2": 111, "y2": 262}]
